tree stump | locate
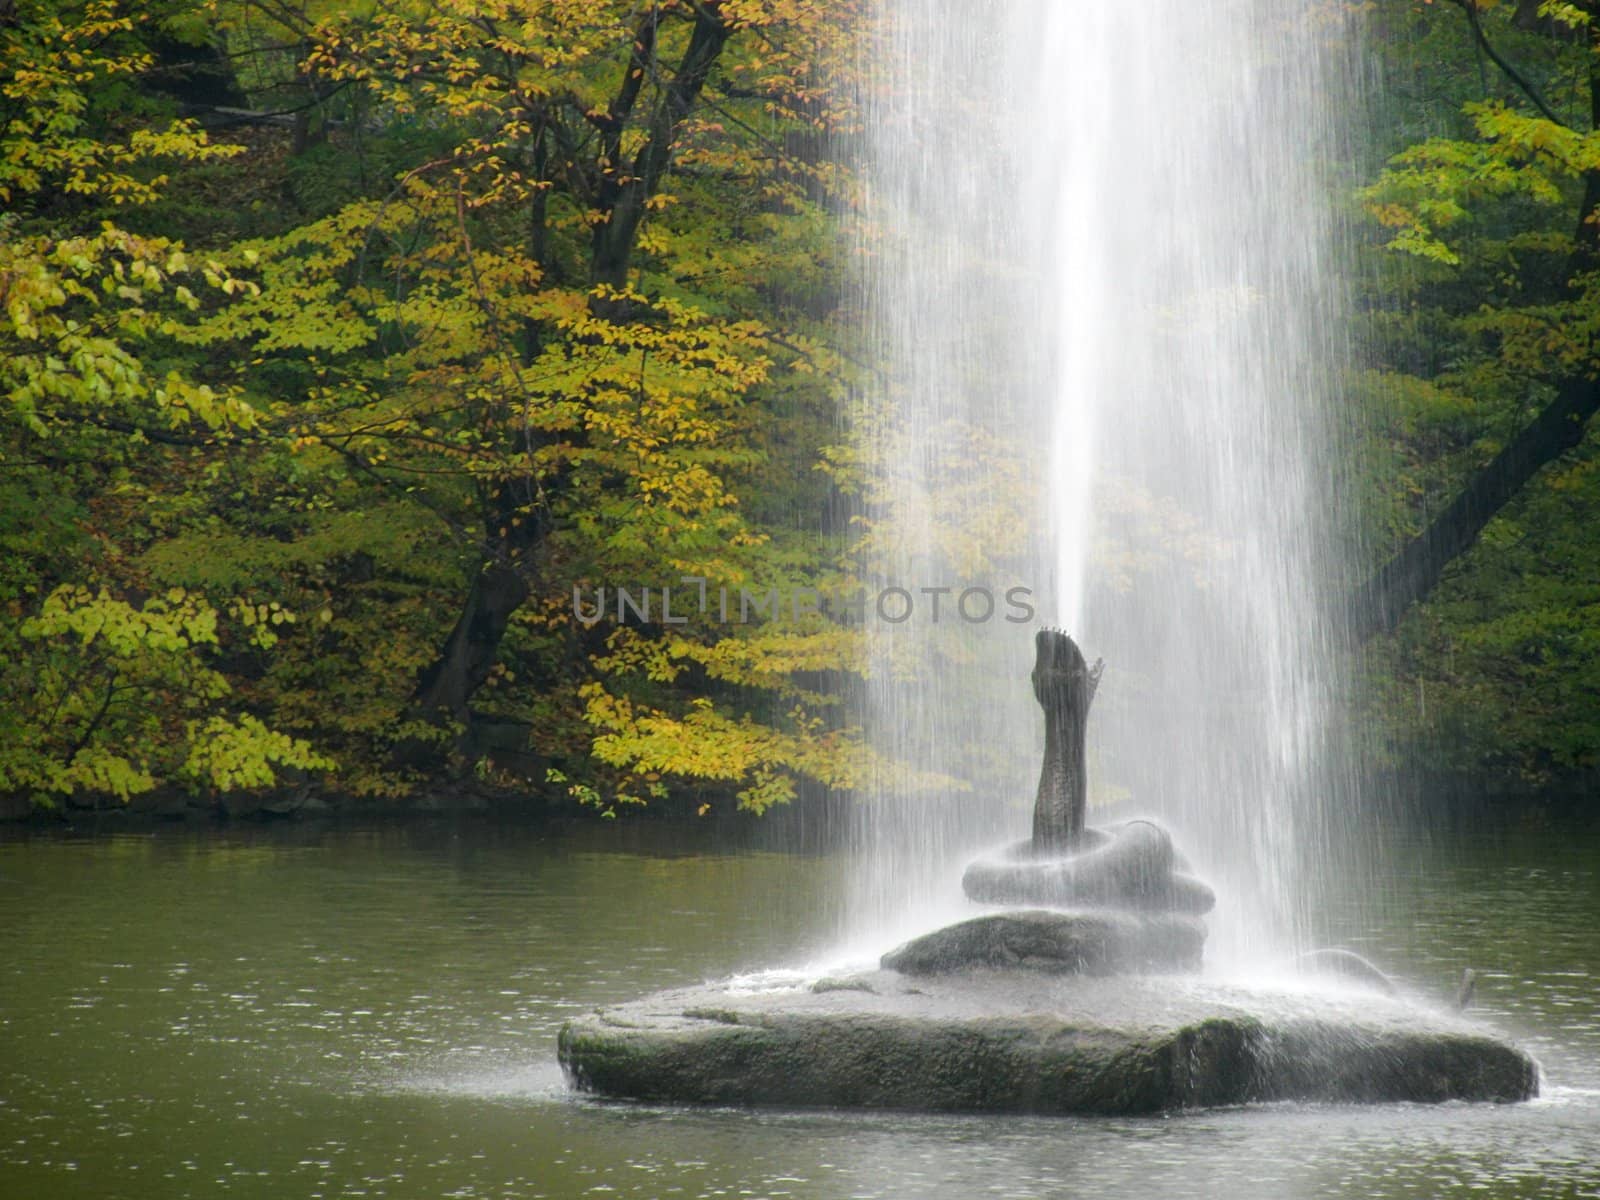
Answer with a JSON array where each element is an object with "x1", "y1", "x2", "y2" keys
[{"x1": 1030, "y1": 629, "x2": 1104, "y2": 852}]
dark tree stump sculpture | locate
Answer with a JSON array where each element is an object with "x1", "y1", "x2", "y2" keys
[
  {"x1": 958, "y1": 629, "x2": 1215, "y2": 918},
  {"x1": 1030, "y1": 629, "x2": 1104, "y2": 852}
]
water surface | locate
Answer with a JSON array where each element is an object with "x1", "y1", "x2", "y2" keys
[{"x1": 2, "y1": 812, "x2": 1597, "y2": 1199}]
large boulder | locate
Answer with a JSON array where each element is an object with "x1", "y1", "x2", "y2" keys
[
  {"x1": 559, "y1": 971, "x2": 1539, "y2": 1116},
  {"x1": 880, "y1": 910, "x2": 1204, "y2": 976}
]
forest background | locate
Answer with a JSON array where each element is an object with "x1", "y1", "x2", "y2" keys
[{"x1": 2, "y1": 0, "x2": 1596, "y2": 820}]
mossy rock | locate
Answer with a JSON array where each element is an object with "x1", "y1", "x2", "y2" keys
[
  {"x1": 880, "y1": 910, "x2": 1205, "y2": 976},
  {"x1": 559, "y1": 971, "x2": 1538, "y2": 1116}
]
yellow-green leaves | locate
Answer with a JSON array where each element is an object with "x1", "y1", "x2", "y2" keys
[
  {"x1": 1363, "y1": 98, "x2": 1600, "y2": 265},
  {"x1": 7, "y1": 587, "x2": 329, "y2": 805},
  {"x1": 0, "y1": 0, "x2": 239, "y2": 206},
  {"x1": 2, "y1": 225, "x2": 262, "y2": 437},
  {"x1": 181, "y1": 714, "x2": 332, "y2": 793},
  {"x1": 25, "y1": 585, "x2": 222, "y2": 662},
  {"x1": 576, "y1": 686, "x2": 860, "y2": 814}
]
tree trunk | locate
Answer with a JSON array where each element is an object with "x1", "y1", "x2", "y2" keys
[
  {"x1": 410, "y1": 5, "x2": 733, "y2": 737},
  {"x1": 1348, "y1": 377, "x2": 1600, "y2": 640},
  {"x1": 413, "y1": 561, "x2": 529, "y2": 724}
]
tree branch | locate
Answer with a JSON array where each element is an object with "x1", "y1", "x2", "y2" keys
[
  {"x1": 1348, "y1": 376, "x2": 1600, "y2": 639},
  {"x1": 1450, "y1": 0, "x2": 1569, "y2": 127},
  {"x1": 590, "y1": 1, "x2": 731, "y2": 294}
]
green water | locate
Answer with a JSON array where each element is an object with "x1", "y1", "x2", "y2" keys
[{"x1": 2, "y1": 813, "x2": 1598, "y2": 1199}]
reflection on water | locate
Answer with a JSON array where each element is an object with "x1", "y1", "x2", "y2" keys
[{"x1": 2, "y1": 813, "x2": 1598, "y2": 1199}]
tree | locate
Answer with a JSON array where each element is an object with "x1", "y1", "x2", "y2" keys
[
  {"x1": 1353, "y1": 0, "x2": 1600, "y2": 781},
  {"x1": 3, "y1": 0, "x2": 892, "y2": 814},
  {"x1": 1354, "y1": 0, "x2": 1600, "y2": 639},
  {"x1": 0, "y1": 0, "x2": 328, "y2": 806}
]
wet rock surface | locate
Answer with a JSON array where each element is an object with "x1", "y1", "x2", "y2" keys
[
  {"x1": 558, "y1": 972, "x2": 1540, "y2": 1115},
  {"x1": 880, "y1": 910, "x2": 1205, "y2": 976},
  {"x1": 962, "y1": 823, "x2": 1217, "y2": 915}
]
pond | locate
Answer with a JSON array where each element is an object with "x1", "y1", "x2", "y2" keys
[{"x1": 2, "y1": 809, "x2": 1598, "y2": 1199}]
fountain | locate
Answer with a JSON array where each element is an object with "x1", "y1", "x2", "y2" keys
[
  {"x1": 844, "y1": 0, "x2": 1371, "y2": 969},
  {"x1": 884, "y1": 630, "x2": 1213, "y2": 976},
  {"x1": 557, "y1": 631, "x2": 1538, "y2": 1114},
  {"x1": 559, "y1": 0, "x2": 1545, "y2": 1116}
]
